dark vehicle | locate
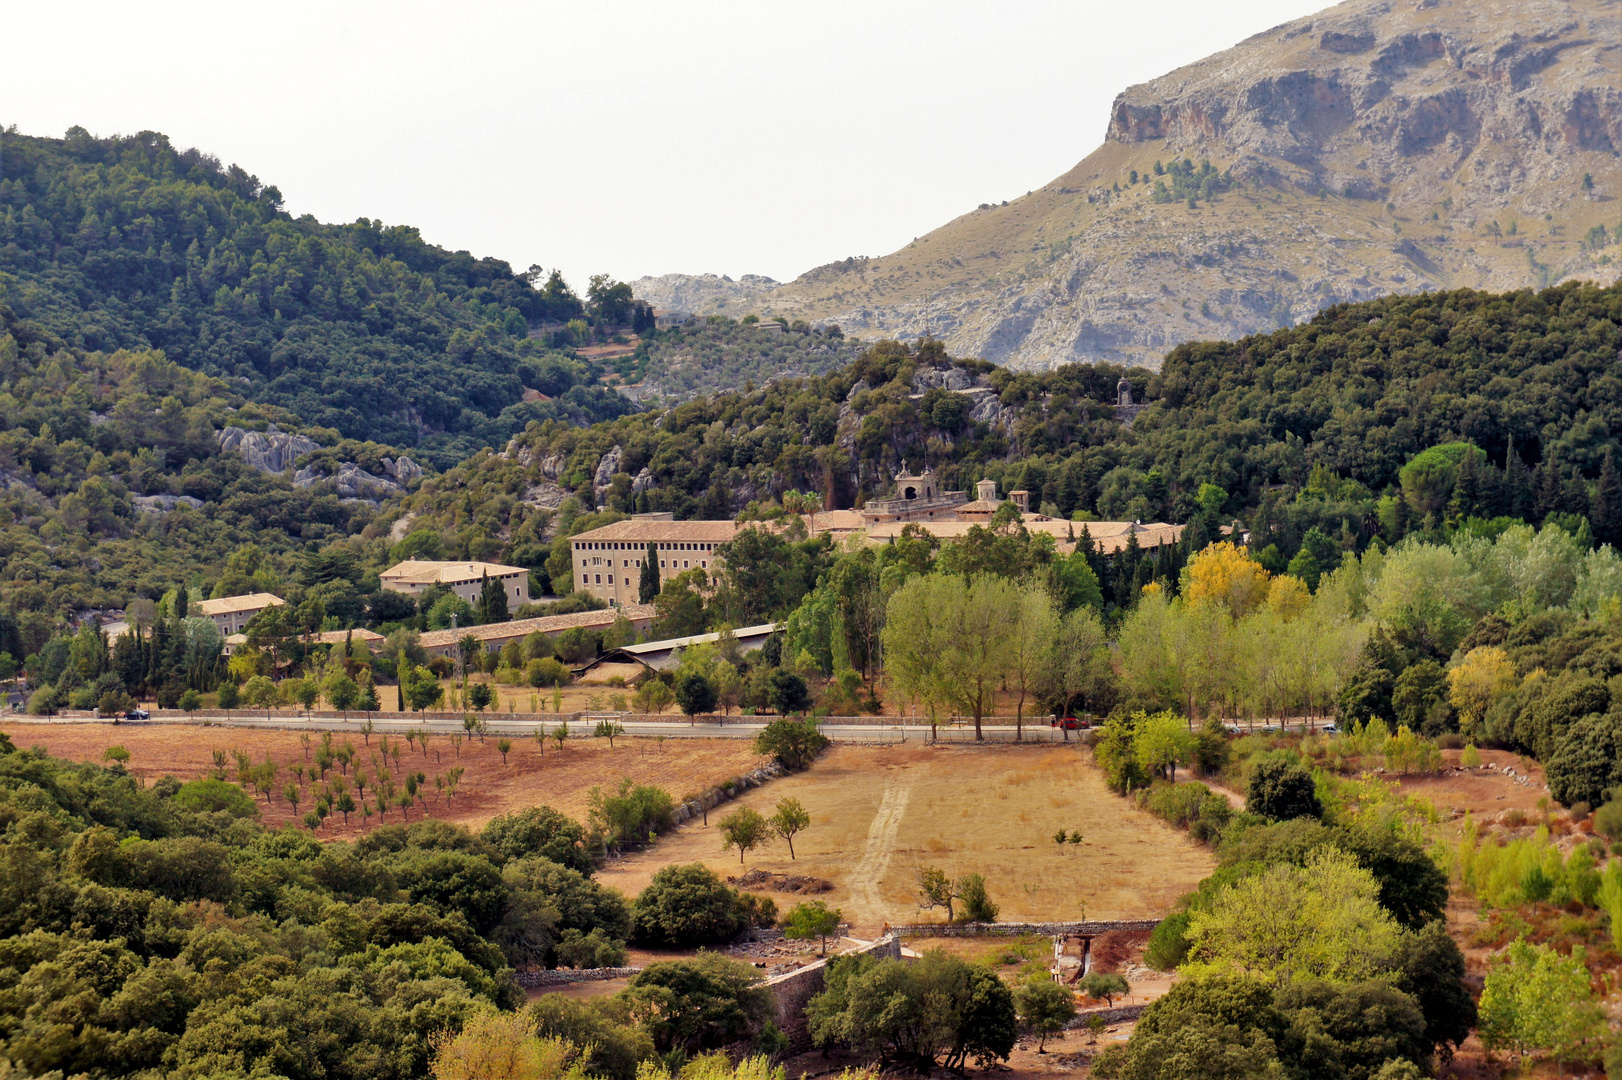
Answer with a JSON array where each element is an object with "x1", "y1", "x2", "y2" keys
[
  {"x1": 1051, "y1": 717, "x2": 1090, "y2": 730},
  {"x1": 123, "y1": 708, "x2": 150, "y2": 722}
]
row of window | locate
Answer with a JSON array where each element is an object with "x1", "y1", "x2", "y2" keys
[
  {"x1": 574, "y1": 540, "x2": 718, "y2": 552},
  {"x1": 582, "y1": 558, "x2": 707, "y2": 587}
]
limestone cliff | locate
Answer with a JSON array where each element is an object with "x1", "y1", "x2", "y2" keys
[{"x1": 638, "y1": 0, "x2": 1622, "y2": 369}]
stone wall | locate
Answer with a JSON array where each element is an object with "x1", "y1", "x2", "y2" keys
[
  {"x1": 889, "y1": 919, "x2": 1159, "y2": 938},
  {"x1": 1065, "y1": 1004, "x2": 1148, "y2": 1027},
  {"x1": 765, "y1": 934, "x2": 903, "y2": 1053},
  {"x1": 515, "y1": 966, "x2": 642, "y2": 988}
]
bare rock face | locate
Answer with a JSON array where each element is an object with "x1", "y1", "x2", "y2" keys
[
  {"x1": 292, "y1": 458, "x2": 422, "y2": 503},
  {"x1": 630, "y1": 273, "x2": 781, "y2": 313},
  {"x1": 216, "y1": 426, "x2": 320, "y2": 473},
  {"x1": 655, "y1": 0, "x2": 1622, "y2": 371},
  {"x1": 133, "y1": 494, "x2": 204, "y2": 514}
]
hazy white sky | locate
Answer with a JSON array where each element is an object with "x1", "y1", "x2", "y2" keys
[{"x1": 5, "y1": 1, "x2": 1324, "y2": 290}]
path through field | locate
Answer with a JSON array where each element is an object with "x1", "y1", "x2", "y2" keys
[
  {"x1": 593, "y1": 743, "x2": 1216, "y2": 934},
  {"x1": 852, "y1": 782, "x2": 912, "y2": 921}
]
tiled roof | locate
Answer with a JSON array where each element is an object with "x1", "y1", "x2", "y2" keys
[
  {"x1": 195, "y1": 593, "x2": 286, "y2": 616},
  {"x1": 417, "y1": 604, "x2": 656, "y2": 649},
  {"x1": 380, "y1": 560, "x2": 528, "y2": 584},
  {"x1": 225, "y1": 628, "x2": 385, "y2": 647},
  {"x1": 569, "y1": 520, "x2": 742, "y2": 543},
  {"x1": 804, "y1": 509, "x2": 866, "y2": 534},
  {"x1": 862, "y1": 519, "x2": 1182, "y2": 552}
]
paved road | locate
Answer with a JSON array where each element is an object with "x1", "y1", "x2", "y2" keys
[{"x1": 12, "y1": 713, "x2": 1078, "y2": 745}]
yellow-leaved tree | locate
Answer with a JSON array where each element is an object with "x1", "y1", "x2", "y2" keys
[
  {"x1": 1447, "y1": 646, "x2": 1519, "y2": 738},
  {"x1": 431, "y1": 1010, "x2": 590, "y2": 1080},
  {"x1": 1184, "y1": 541, "x2": 1272, "y2": 617}
]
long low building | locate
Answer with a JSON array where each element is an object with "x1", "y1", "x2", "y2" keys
[
  {"x1": 576, "y1": 622, "x2": 780, "y2": 675},
  {"x1": 417, "y1": 604, "x2": 657, "y2": 659},
  {"x1": 860, "y1": 518, "x2": 1182, "y2": 554},
  {"x1": 224, "y1": 627, "x2": 384, "y2": 657}
]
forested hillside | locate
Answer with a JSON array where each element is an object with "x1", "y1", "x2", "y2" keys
[
  {"x1": 0, "y1": 302, "x2": 412, "y2": 653},
  {"x1": 398, "y1": 281, "x2": 1622, "y2": 585},
  {"x1": 632, "y1": 317, "x2": 862, "y2": 402},
  {"x1": 0, "y1": 127, "x2": 640, "y2": 466}
]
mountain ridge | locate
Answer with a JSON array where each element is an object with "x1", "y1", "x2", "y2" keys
[{"x1": 633, "y1": 0, "x2": 1622, "y2": 370}]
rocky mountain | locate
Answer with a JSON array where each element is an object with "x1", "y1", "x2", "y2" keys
[
  {"x1": 635, "y1": 0, "x2": 1622, "y2": 369},
  {"x1": 630, "y1": 272, "x2": 781, "y2": 313}
]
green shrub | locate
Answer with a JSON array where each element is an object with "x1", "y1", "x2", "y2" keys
[
  {"x1": 1144, "y1": 911, "x2": 1191, "y2": 970},
  {"x1": 632, "y1": 863, "x2": 771, "y2": 947},
  {"x1": 170, "y1": 778, "x2": 258, "y2": 817}
]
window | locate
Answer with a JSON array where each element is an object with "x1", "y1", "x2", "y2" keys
[
  {"x1": 595, "y1": 574, "x2": 602, "y2": 584},
  {"x1": 701, "y1": 561, "x2": 707, "y2": 569},
  {"x1": 608, "y1": 575, "x2": 614, "y2": 584}
]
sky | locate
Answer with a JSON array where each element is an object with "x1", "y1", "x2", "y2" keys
[{"x1": 4, "y1": 0, "x2": 1326, "y2": 291}]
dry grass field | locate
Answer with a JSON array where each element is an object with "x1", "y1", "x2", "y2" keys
[
  {"x1": 7, "y1": 721, "x2": 768, "y2": 838},
  {"x1": 594, "y1": 743, "x2": 1216, "y2": 935}
]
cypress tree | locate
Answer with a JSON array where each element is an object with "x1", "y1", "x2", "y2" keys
[
  {"x1": 1505, "y1": 442, "x2": 1535, "y2": 521},
  {"x1": 477, "y1": 571, "x2": 510, "y2": 624},
  {"x1": 175, "y1": 587, "x2": 188, "y2": 621},
  {"x1": 639, "y1": 541, "x2": 661, "y2": 603},
  {"x1": 1446, "y1": 449, "x2": 1482, "y2": 525},
  {"x1": 1594, "y1": 448, "x2": 1622, "y2": 547},
  {"x1": 1534, "y1": 458, "x2": 1564, "y2": 521},
  {"x1": 1391, "y1": 492, "x2": 1410, "y2": 541}
]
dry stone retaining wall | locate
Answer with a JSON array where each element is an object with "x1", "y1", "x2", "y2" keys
[
  {"x1": 514, "y1": 966, "x2": 642, "y2": 988},
  {"x1": 765, "y1": 934, "x2": 903, "y2": 1053},
  {"x1": 889, "y1": 920, "x2": 1159, "y2": 938}
]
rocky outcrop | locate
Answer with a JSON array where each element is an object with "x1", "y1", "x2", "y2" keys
[
  {"x1": 642, "y1": 0, "x2": 1622, "y2": 371},
  {"x1": 217, "y1": 426, "x2": 319, "y2": 473},
  {"x1": 292, "y1": 457, "x2": 423, "y2": 504},
  {"x1": 133, "y1": 494, "x2": 204, "y2": 514},
  {"x1": 630, "y1": 272, "x2": 781, "y2": 313}
]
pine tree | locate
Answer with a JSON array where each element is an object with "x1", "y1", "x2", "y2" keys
[
  {"x1": 639, "y1": 541, "x2": 661, "y2": 603},
  {"x1": 476, "y1": 571, "x2": 510, "y2": 624},
  {"x1": 1594, "y1": 448, "x2": 1622, "y2": 547}
]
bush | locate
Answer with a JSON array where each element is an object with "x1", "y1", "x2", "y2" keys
[
  {"x1": 526, "y1": 657, "x2": 570, "y2": 687},
  {"x1": 617, "y1": 953, "x2": 773, "y2": 1053},
  {"x1": 807, "y1": 948, "x2": 1016, "y2": 1071},
  {"x1": 481, "y1": 806, "x2": 594, "y2": 875},
  {"x1": 1146, "y1": 781, "x2": 1232, "y2": 844},
  {"x1": 752, "y1": 717, "x2": 829, "y2": 770},
  {"x1": 956, "y1": 873, "x2": 999, "y2": 923},
  {"x1": 170, "y1": 778, "x2": 259, "y2": 817},
  {"x1": 1145, "y1": 911, "x2": 1191, "y2": 970},
  {"x1": 528, "y1": 994, "x2": 653, "y2": 1080},
  {"x1": 553, "y1": 928, "x2": 628, "y2": 969},
  {"x1": 632, "y1": 863, "x2": 768, "y2": 947},
  {"x1": 1595, "y1": 798, "x2": 1622, "y2": 840},
  {"x1": 588, "y1": 778, "x2": 675, "y2": 847},
  {"x1": 1245, "y1": 758, "x2": 1322, "y2": 821}
]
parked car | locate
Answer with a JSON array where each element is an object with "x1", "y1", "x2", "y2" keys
[
  {"x1": 1051, "y1": 717, "x2": 1090, "y2": 730},
  {"x1": 1322, "y1": 722, "x2": 1339, "y2": 735},
  {"x1": 123, "y1": 708, "x2": 150, "y2": 722}
]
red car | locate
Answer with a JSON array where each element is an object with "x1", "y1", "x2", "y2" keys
[{"x1": 1051, "y1": 717, "x2": 1090, "y2": 730}]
